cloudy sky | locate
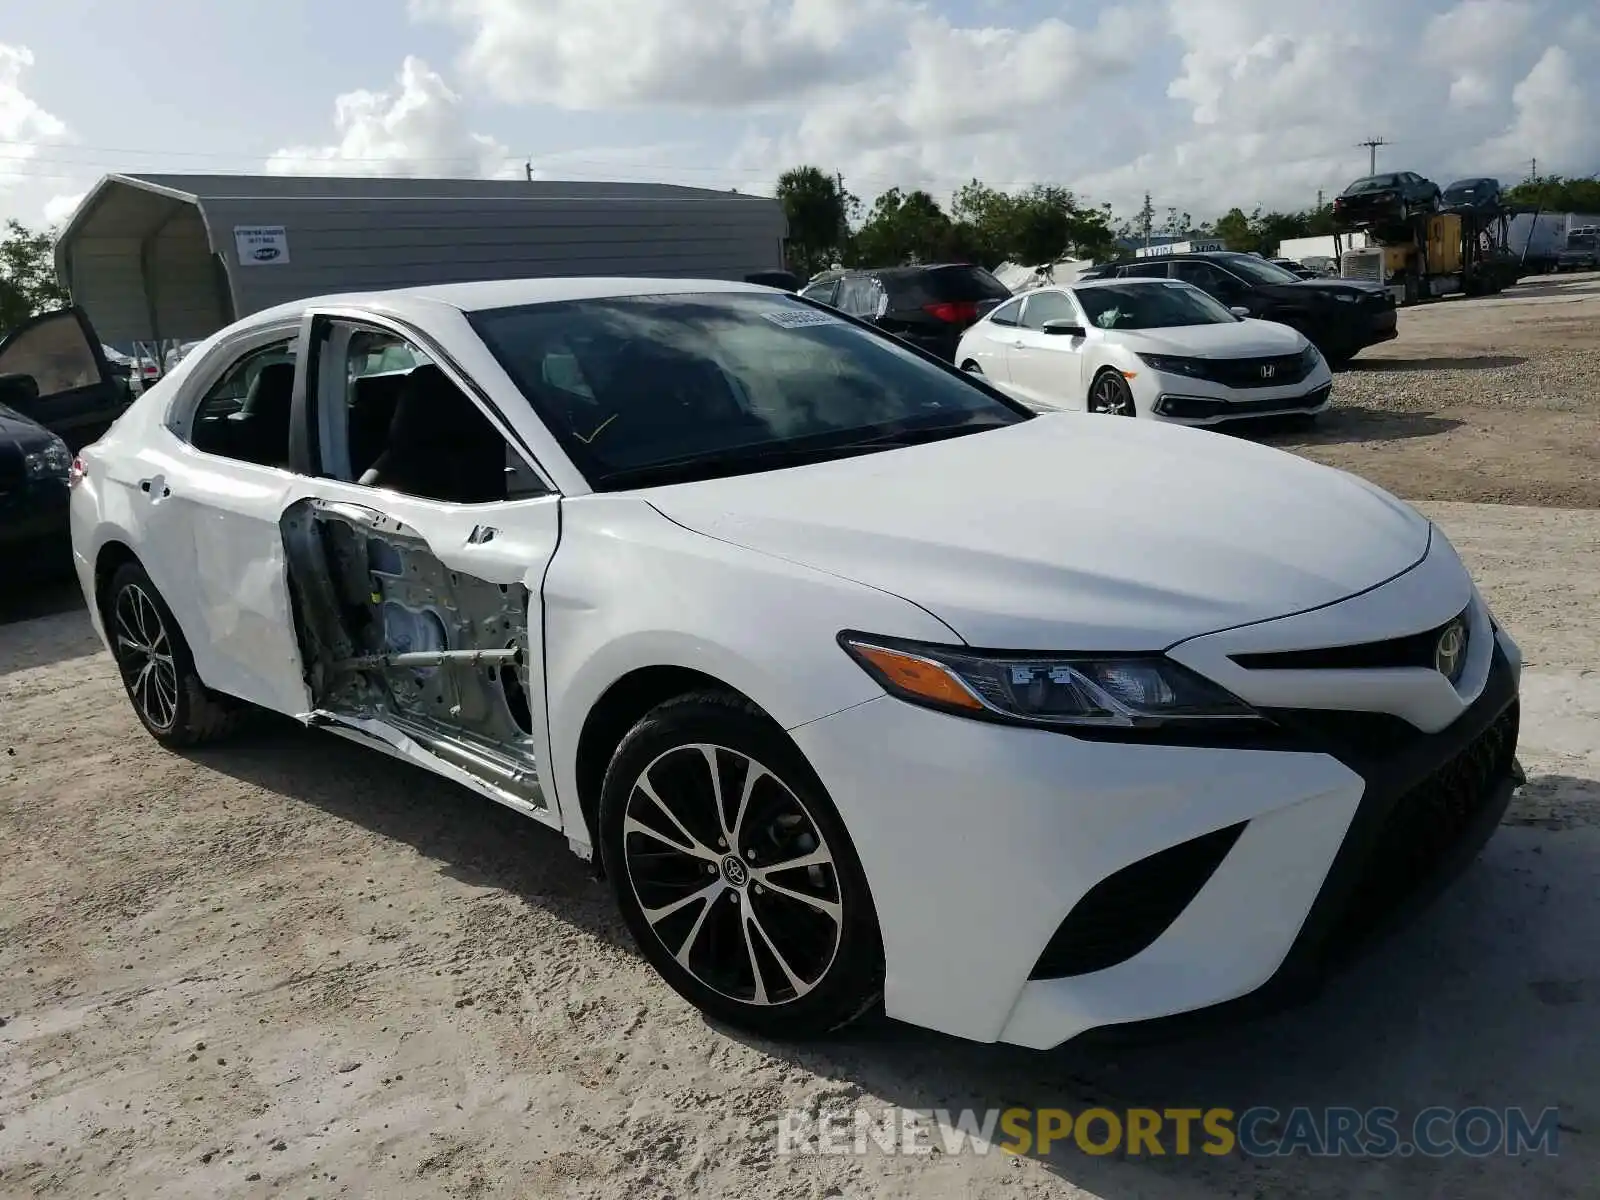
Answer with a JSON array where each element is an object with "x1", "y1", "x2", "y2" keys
[{"x1": 3, "y1": 0, "x2": 1597, "y2": 230}]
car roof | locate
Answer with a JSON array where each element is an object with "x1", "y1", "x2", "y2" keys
[
  {"x1": 1023, "y1": 276, "x2": 1188, "y2": 294},
  {"x1": 242, "y1": 276, "x2": 781, "y2": 326}
]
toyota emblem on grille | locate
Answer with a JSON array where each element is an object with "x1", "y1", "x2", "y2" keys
[
  {"x1": 1260, "y1": 364, "x2": 1276, "y2": 379},
  {"x1": 1435, "y1": 619, "x2": 1468, "y2": 682}
]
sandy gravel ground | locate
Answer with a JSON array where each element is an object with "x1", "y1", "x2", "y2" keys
[
  {"x1": 1254, "y1": 271, "x2": 1600, "y2": 509},
  {"x1": 1, "y1": 500, "x2": 1595, "y2": 1200}
]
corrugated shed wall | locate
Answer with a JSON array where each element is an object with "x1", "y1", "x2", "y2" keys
[
  {"x1": 203, "y1": 194, "x2": 787, "y2": 318},
  {"x1": 58, "y1": 176, "x2": 788, "y2": 346}
]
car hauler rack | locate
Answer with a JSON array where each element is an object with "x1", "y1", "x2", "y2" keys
[{"x1": 1332, "y1": 206, "x2": 1523, "y2": 305}]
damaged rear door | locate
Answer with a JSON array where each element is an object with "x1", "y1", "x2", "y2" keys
[{"x1": 282, "y1": 309, "x2": 563, "y2": 825}]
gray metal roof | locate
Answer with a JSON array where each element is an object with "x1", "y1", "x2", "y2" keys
[
  {"x1": 53, "y1": 172, "x2": 789, "y2": 346},
  {"x1": 57, "y1": 172, "x2": 771, "y2": 243}
]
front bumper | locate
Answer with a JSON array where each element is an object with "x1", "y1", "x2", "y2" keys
[
  {"x1": 1140, "y1": 364, "x2": 1335, "y2": 425},
  {"x1": 0, "y1": 478, "x2": 72, "y2": 583},
  {"x1": 791, "y1": 536, "x2": 1522, "y2": 1047}
]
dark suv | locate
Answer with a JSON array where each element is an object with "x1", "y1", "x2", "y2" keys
[
  {"x1": 1097, "y1": 252, "x2": 1397, "y2": 368},
  {"x1": 1333, "y1": 172, "x2": 1441, "y2": 229},
  {"x1": 799, "y1": 264, "x2": 1012, "y2": 361}
]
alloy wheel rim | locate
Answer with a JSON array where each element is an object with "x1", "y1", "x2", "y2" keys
[
  {"x1": 1092, "y1": 375, "x2": 1135, "y2": 416},
  {"x1": 114, "y1": 584, "x2": 179, "y2": 731},
  {"x1": 621, "y1": 743, "x2": 844, "y2": 1006}
]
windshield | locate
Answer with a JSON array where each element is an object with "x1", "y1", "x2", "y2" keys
[
  {"x1": 468, "y1": 292, "x2": 1031, "y2": 490},
  {"x1": 1217, "y1": 254, "x2": 1302, "y2": 284},
  {"x1": 1071, "y1": 282, "x2": 1239, "y2": 330},
  {"x1": 1345, "y1": 175, "x2": 1399, "y2": 194}
]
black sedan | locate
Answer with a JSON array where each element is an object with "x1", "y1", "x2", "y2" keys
[
  {"x1": 0, "y1": 398, "x2": 74, "y2": 584},
  {"x1": 1333, "y1": 172, "x2": 1440, "y2": 229}
]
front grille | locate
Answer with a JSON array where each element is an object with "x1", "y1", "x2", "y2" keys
[
  {"x1": 1231, "y1": 606, "x2": 1470, "y2": 673},
  {"x1": 1200, "y1": 353, "x2": 1315, "y2": 389},
  {"x1": 1322, "y1": 702, "x2": 1519, "y2": 961},
  {"x1": 1029, "y1": 823, "x2": 1246, "y2": 979},
  {"x1": 1158, "y1": 384, "x2": 1329, "y2": 421}
]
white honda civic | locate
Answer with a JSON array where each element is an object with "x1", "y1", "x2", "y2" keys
[
  {"x1": 955, "y1": 277, "x2": 1335, "y2": 423},
  {"x1": 60, "y1": 277, "x2": 1521, "y2": 1048}
]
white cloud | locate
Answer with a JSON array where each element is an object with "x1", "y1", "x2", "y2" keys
[
  {"x1": 1476, "y1": 44, "x2": 1600, "y2": 175},
  {"x1": 266, "y1": 56, "x2": 516, "y2": 179},
  {"x1": 0, "y1": 43, "x2": 71, "y2": 192},
  {"x1": 42, "y1": 191, "x2": 84, "y2": 226},
  {"x1": 269, "y1": 0, "x2": 1600, "y2": 224},
  {"x1": 412, "y1": 0, "x2": 896, "y2": 108}
]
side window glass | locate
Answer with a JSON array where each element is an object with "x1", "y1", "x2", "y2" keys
[
  {"x1": 333, "y1": 327, "x2": 546, "y2": 504},
  {"x1": 803, "y1": 279, "x2": 839, "y2": 307},
  {"x1": 1171, "y1": 262, "x2": 1215, "y2": 291},
  {"x1": 1019, "y1": 291, "x2": 1077, "y2": 330},
  {"x1": 0, "y1": 311, "x2": 100, "y2": 397},
  {"x1": 186, "y1": 338, "x2": 297, "y2": 468},
  {"x1": 988, "y1": 298, "x2": 1023, "y2": 327},
  {"x1": 1120, "y1": 261, "x2": 1171, "y2": 278}
]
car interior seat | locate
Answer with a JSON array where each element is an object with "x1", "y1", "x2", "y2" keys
[
  {"x1": 225, "y1": 361, "x2": 296, "y2": 467},
  {"x1": 357, "y1": 364, "x2": 507, "y2": 504}
]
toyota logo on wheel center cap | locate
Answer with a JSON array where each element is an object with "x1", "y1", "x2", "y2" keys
[
  {"x1": 1435, "y1": 619, "x2": 1468, "y2": 683},
  {"x1": 721, "y1": 855, "x2": 750, "y2": 887}
]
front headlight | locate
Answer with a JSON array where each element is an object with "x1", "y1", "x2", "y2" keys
[
  {"x1": 23, "y1": 438, "x2": 72, "y2": 480},
  {"x1": 1136, "y1": 353, "x2": 1209, "y2": 378},
  {"x1": 839, "y1": 633, "x2": 1261, "y2": 730},
  {"x1": 1331, "y1": 292, "x2": 1359, "y2": 303}
]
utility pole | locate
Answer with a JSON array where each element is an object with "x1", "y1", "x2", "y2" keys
[
  {"x1": 1317, "y1": 189, "x2": 1324, "y2": 210},
  {"x1": 1358, "y1": 137, "x2": 1388, "y2": 174},
  {"x1": 525, "y1": 159, "x2": 533, "y2": 182},
  {"x1": 1529, "y1": 157, "x2": 1537, "y2": 180}
]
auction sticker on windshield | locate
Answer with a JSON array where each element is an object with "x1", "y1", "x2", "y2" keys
[{"x1": 761, "y1": 309, "x2": 842, "y2": 329}]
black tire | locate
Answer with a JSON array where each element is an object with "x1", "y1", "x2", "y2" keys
[
  {"x1": 598, "y1": 690, "x2": 883, "y2": 1038},
  {"x1": 105, "y1": 561, "x2": 244, "y2": 747},
  {"x1": 960, "y1": 359, "x2": 983, "y2": 375},
  {"x1": 1087, "y1": 368, "x2": 1137, "y2": 416}
]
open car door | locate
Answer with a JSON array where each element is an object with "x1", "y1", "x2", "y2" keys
[
  {"x1": 0, "y1": 306, "x2": 131, "y2": 450},
  {"x1": 278, "y1": 310, "x2": 564, "y2": 827}
]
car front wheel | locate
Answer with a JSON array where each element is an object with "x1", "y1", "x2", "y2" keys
[
  {"x1": 105, "y1": 561, "x2": 243, "y2": 747},
  {"x1": 599, "y1": 690, "x2": 883, "y2": 1038},
  {"x1": 1087, "y1": 369, "x2": 1138, "y2": 416}
]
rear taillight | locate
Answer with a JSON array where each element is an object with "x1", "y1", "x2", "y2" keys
[
  {"x1": 923, "y1": 301, "x2": 980, "y2": 323},
  {"x1": 68, "y1": 456, "x2": 86, "y2": 488}
]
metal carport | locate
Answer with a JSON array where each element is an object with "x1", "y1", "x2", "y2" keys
[{"x1": 53, "y1": 173, "x2": 790, "y2": 350}]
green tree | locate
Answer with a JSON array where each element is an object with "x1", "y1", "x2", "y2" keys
[
  {"x1": 850, "y1": 188, "x2": 959, "y2": 265},
  {"x1": 1213, "y1": 207, "x2": 1259, "y2": 252},
  {"x1": 776, "y1": 166, "x2": 855, "y2": 278},
  {"x1": 949, "y1": 181, "x2": 1118, "y2": 266},
  {"x1": 0, "y1": 220, "x2": 69, "y2": 330},
  {"x1": 1504, "y1": 173, "x2": 1600, "y2": 212}
]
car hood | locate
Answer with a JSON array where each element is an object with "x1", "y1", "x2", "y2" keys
[
  {"x1": 0, "y1": 402, "x2": 54, "y2": 446},
  {"x1": 1265, "y1": 278, "x2": 1389, "y2": 301},
  {"x1": 642, "y1": 414, "x2": 1431, "y2": 650},
  {"x1": 1114, "y1": 318, "x2": 1305, "y2": 356}
]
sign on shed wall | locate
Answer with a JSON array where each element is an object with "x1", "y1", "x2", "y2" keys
[{"x1": 234, "y1": 225, "x2": 291, "y2": 266}]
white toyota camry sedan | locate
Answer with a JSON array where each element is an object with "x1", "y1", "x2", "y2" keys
[
  {"x1": 955, "y1": 277, "x2": 1335, "y2": 423},
  {"x1": 65, "y1": 277, "x2": 1523, "y2": 1048}
]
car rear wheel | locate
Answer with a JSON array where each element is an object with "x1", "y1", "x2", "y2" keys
[
  {"x1": 599, "y1": 690, "x2": 883, "y2": 1038},
  {"x1": 960, "y1": 360, "x2": 983, "y2": 375},
  {"x1": 1087, "y1": 369, "x2": 1137, "y2": 417},
  {"x1": 106, "y1": 561, "x2": 243, "y2": 747}
]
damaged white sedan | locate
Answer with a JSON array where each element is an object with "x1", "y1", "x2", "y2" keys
[{"x1": 68, "y1": 278, "x2": 1523, "y2": 1048}]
